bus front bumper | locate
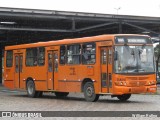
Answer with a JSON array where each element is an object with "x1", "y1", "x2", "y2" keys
[{"x1": 113, "y1": 85, "x2": 157, "y2": 95}]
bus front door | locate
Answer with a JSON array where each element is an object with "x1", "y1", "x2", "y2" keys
[
  {"x1": 100, "y1": 47, "x2": 112, "y2": 93},
  {"x1": 47, "y1": 51, "x2": 58, "y2": 90},
  {"x1": 14, "y1": 54, "x2": 23, "y2": 89}
]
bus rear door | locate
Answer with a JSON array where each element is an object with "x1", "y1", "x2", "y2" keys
[
  {"x1": 14, "y1": 53, "x2": 23, "y2": 89},
  {"x1": 47, "y1": 50, "x2": 58, "y2": 90}
]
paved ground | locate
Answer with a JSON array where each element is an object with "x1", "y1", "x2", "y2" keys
[
  {"x1": 0, "y1": 85, "x2": 160, "y2": 111},
  {"x1": 0, "y1": 85, "x2": 160, "y2": 119}
]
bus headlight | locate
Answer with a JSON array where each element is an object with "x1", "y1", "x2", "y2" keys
[
  {"x1": 123, "y1": 82, "x2": 127, "y2": 86},
  {"x1": 120, "y1": 82, "x2": 123, "y2": 85},
  {"x1": 148, "y1": 81, "x2": 156, "y2": 85}
]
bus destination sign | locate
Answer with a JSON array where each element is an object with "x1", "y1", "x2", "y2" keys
[{"x1": 115, "y1": 36, "x2": 152, "y2": 44}]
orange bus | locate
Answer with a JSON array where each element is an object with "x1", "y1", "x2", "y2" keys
[{"x1": 4, "y1": 34, "x2": 157, "y2": 102}]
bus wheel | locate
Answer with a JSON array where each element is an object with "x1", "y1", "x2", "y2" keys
[
  {"x1": 55, "y1": 92, "x2": 69, "y2": 97},
  {"x1": 26, "y1": 80, "x2": 38, "y2": 98},
  {"x1": 83, "y1": 82, "x2": 99, "y2": 102},
  {"x1": 117, "y1": 94, "x2": 131, "y2": 101}
]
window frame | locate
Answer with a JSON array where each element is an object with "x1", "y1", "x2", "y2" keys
[
  {"x1": 66, "y1": 44, "x2": 81, "y2": 65},
  {"x1": 26, "y1": 47, "x2": 45, "y2": 67},
  {"x1": 6, "y1": 50, "x2": 13, "y2": 67},
  {"x1": 26, "y1": 48, "x2": 37, "y2": 67},
  {"x1": 37, "y1": 47, "x2": 45, "y2": 66},
  {"x1": 60, "y1": 45, "x2": 66, "y2": 65},
  {"x1": 82, "y1": 42, "x2": 96, "y2": 65}
]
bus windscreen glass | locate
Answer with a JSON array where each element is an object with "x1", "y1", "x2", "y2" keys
[{"x1": 114, "y1": 45, "x2": 155, "y2": 73}]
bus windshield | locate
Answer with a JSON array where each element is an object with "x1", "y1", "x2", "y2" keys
[{"x1": 114, "y1": 45, "x2": 155, "y2": 73}]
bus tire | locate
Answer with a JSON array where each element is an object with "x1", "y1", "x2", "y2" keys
[
  {"x1": 55, "y1": 92, "x2": 69, "y2": 97},
  {"x1": 83, "y1": 82, "x2": 99, "y2": 102},
  {"x1": 26, "y1": 80, "x2": 38, "y2": 98},
  {"x1": 117, "y1": 94, "x2": 131, "y2": 101}
]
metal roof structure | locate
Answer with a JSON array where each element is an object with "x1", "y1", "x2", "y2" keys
[
  {"x1": 0, "y1": 7, "x2": 160, "y2": 46},
  {"x1": 0, "y1": 7, "x2": 160, "y2": 83}
]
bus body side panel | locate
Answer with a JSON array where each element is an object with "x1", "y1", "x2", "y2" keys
[
  {"x1": 58, "y1": 65, "x2": 80, "y2": 92},
  {"x1": 58, "y1": 65, "x2": 99, "y2": 93},
  {"x1": 79, "y1": 65, "x2": 100, "y2": 94},
  {"x1": 4, "y1": 51, "x2": 15, "y2": 90},
  {"x1": 23, "y1": 66, "x2": 47, "y2": 91}
]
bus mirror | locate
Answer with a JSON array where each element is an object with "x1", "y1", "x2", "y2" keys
[{"x1": 114, "y1": 51, "x2": 118, "y2": 61}]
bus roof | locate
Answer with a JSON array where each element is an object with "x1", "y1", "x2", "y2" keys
[{"x1": 5, "y1": 34, "x2": 149, "y2": 50}]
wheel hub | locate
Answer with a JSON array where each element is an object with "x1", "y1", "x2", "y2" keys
[
  {"x1": 86, "y1": 86, "x2": 93, "y2": 97},
  {"x1": 28, "y1": 83, "x2": 33, "y2": 94}
]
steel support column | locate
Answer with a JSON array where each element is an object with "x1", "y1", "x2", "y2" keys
[{"x1": 118, "y1": 20, "x2": 122, "y2": 33}]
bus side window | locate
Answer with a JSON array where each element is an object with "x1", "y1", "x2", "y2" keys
[
  {"x1": 6, "y1": 50, "x2": 13, "y2": 67},
  {"x1": 26, "y1": 48, "x2": 37, "y2": 66},
  {"x1": 60, "y1": 46, "x2": 66, "y2": 64},
  {"x1": 38, "y1": 47, "x2": 45, "y2": 66},
  {"x1": 82, "y1": 43, "x2": 96, "y2": 64},
  {"x1": 67, "y1": 44, "x2": 81, "y2": 64}
]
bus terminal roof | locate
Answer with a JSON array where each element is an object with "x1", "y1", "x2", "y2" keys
[
  {"x1": 0, "y1": 7, "x2": 160, "y2": 83},
  {"x1": 0, "y1": 7, "x2": 160, "y2": 46}
]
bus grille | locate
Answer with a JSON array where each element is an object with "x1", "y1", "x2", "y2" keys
[
  {"x1": 128, "y1": 81, "x2": 147, "y2": 87},
  {"x1": 126, "y1": 77, "x2": 148, "y2": 80},
  {"x1": 126, "y1": 77, "x2": 148, "y2": 87}
]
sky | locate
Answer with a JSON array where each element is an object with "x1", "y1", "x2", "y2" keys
[{"x1": 0, "y1": 0, "x2": 160, "y2": 17}]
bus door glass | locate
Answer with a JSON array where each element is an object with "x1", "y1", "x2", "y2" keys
[
  {"x1": 100, "y1": 47, "x2": 112, "y2": 93},
  {"x1": 47, "y1": 51, "x2": 58, "y2": 90},
  {"x1": 14, "y1": 53, "x2": 23, "y2": 88}
]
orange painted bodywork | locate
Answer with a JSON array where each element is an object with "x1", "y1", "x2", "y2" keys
[
  {"x1": 3, "y1": 34, "x2": 157, "y2": 95},
  {"x1": 112, "y1": 74, "x2": 157, "y2": 94}
]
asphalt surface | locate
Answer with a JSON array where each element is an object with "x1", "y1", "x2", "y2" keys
[
  {"x1": 0, "y1": 85, "x2": 160, "y2": 119},
  {"x1": 0, "y1": 85, "x2": 160, "y2": 111}
]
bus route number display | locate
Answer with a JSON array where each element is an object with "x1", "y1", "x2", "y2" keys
[{"x1": 115, "y1": 37, "x2": 151, "y2": 44}]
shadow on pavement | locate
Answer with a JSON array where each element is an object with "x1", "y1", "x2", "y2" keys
[
  {"x1": 0, "y1": 84, "x2": 158, "y2": 104},
  {"x1": 11, "y1": 93, "x2": 150, "y2": 104}
]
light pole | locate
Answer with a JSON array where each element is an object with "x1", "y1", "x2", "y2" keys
[{"x1": 114, "y1": 7, "x2": 121, "y2": 15}]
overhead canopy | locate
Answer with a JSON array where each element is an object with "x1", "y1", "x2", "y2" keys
[{"x1": 0, "y1": 7, "x2": 160, "y2": 46}]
